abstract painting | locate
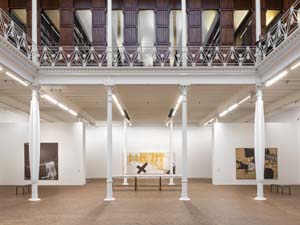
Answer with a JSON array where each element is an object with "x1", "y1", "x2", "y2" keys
[
  {"x1": 236, "y1": 148, "x2": 278, "y2": 179},
  {"x1": 127, "y1": 152, "x2": 175, "y2": 174},
  {"x1": 24, "y1": 143, "x2": 59, "y2": 180}
]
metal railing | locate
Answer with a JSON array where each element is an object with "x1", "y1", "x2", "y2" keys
[
  {"x1": 1, "y1": 0, "x2": 300, "y2": 68},
  {"x1": 0, "y1": 8, "x2": 33, "y2": 60},
  {"x1": 258, "y1": 0, "x2": 300, "y2": 59},
  {"x1": 36, "y1": 45, "x2": 256, "y2": 67}
]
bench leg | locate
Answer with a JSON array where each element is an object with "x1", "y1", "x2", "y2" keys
[
  {"x1": 159, "y1": 176, "x2": 162, "y2": 191},
  {"x1": 135, "y1": 177, "x2": 137, "y2": 191}
]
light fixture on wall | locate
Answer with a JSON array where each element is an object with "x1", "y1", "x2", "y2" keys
[
  {"x1": 265, "y1": 70, "x2": 288, "y2": 87},
  {"x1": 5, "y1": 71, "x2": 29, "y2": 87}
]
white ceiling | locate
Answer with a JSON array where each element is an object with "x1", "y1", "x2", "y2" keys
[{"x1": 1, "y1": 63, "x2": 300, "y2": 125}]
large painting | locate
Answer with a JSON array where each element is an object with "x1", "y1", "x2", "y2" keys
[
  {"x1": 236, "y1": 148, "x2": 278, "y2": 179},
  {"x1": 128, "y1": 152, "x2": 175, "y2": 174},
  {"x1": 24, "y1": 143, "x2": 59, "y2": 180}
]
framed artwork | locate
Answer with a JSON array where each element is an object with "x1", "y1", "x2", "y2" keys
[
  {"x1": 24, "y1": 143, "x2": 59, "y2": 180},
  {"x1": 236, "y1": 148, "x2": 278, "y2": 179},
  {"x1": 127, "y1": 152, "x2": 175, "y2": 174}
]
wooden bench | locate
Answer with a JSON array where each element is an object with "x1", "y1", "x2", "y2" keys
[
  {"x1": 270, "y1": 184, "x2": 291, "y2": 195},
  {"x1": 113, "y1": 175, "x2": 182, "y2": 191},
  {"x1": 16, "y1": 184, "x2": 31, "y2": 195}
]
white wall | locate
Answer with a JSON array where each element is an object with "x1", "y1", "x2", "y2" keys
[
  {"x1": 0, "y1": 122, "x2": 86, "y2": 185},
  {"x1": 86, "y1": 125, "x2": 212, "y2": 179},
  {"x1": 213, "y1": 123, "x2": 299, "y2": 185}
]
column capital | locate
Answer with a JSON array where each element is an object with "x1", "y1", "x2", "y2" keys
[{"x1": 255, "y1": 83, "x2": 264, "y2": 97}]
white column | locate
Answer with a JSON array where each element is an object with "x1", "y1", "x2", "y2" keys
[
  {"x1": 169, "y1": 118, "x2": 175, "y2": 185},
  {"x1": 32, "y1": 0, "x2": 38, "y2": 64},
  {"x1": 29, "y1": 85, "x2": 40, "y2": 201},
  {"x1": 180, "y1": 86, "x2": 190, "y2": 201},
  {"x1": 107, "y1": 0, "x2": 112, "y2": 67},
  {"x1": 105, "y1": 85, "x2": 115, "y2": 201},
  {"x1": 181, "y1": 0, "x2": 187, "y2": 66},
  {"x1": 254, "y1": 85, "x2": 266, "y2": 201},
  {"x1": 122, "y1": 119, "x2": 129, "y2": 185},
  {"x1": 255, "y1": 0, "x2": 261, "y2": 41}
]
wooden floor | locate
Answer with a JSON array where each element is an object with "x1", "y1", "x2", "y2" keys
[{"x1": 1, "y1": 179, "x2": 300, "y2": 225}]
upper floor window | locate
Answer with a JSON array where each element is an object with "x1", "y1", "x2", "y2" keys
[
  {"x1": 202, "y1": 10, "x2": 220, "y2": 46},
  {"x1": 234, "y1": 10, "x2": 252, "y2": 46},
  {"x1": 266, "y1": 10, "x2": 281, "y2": 33},
  {"x1": 10, "y1": 9, "x2": 27, "y2": 32},
  {"x1": 74, "y1": 10, "x2": 92, "y2": 46},
  {"x1": 112, "y1": 10, "x2": 124, "y2": 48},
  {"x1": 41, "y1": 10, "x2": 60, "y2": 46}
]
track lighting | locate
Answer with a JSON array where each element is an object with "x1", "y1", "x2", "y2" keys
[
  {"x1": 112, "y1": 94, "x2": 125, "y2": 117},
  {"x1": 291, "y1": 62, "x2": 300, "y2": 70},
  {"x1": 41, "y1": 93, "x2": 78, "y2": 117},
  {"x1": 265, "y1": 70, "x2": 288, "y2": 87},
  {"x1": 5, "y1": 71, "x2": 29, "y2": 87},
  {"x1": 172, "y1": 95, "x2": 183, "y2": 117},
  {"x1": 219, "y1": 110, "x2": 228, "y2": 118},
  {"x1": 238, "y1": 95, "x2": 251, "y2": 105}
]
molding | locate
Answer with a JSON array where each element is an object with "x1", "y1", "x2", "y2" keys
[
  {"x1": 257, "y1": 27, "x2": 300, "y2": 82},
  {"x1": 0, "y1": 36, "x2": 37, "y2": 82},
  {"x1": 37, "y1": 66, "x2": 257, "y2": 85}
]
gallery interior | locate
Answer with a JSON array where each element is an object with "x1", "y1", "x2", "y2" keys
[{"x1": 1, "y1": 0, "x2": 300, "y2": 224}]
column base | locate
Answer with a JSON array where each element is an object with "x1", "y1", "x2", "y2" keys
[
  {"x1": 122, "y1": 182, "x2": 129, "y2": 186},
  {"x1": 104, "y1": 197, "x2": 115, "y2": 201},
  {"x1": 28, "y1": 197, "x2": 41, "y2": 202},
  {"x1": 254, "y1": 196, "x2": 266, "y2": 201},
  {"x1": 179, "y1": 196, "x2": 190, "y2": 201},
  {"x1": 168, "y1": 181, "x2": 175, "y2": 186}
]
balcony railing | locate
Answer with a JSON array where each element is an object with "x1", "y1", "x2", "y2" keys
[
  {"x1": 259, "y1": 0, "x2": 300, "y2": 59},
  {"x1": 0, "y1": 8, "x2": 33, "y2": 60},
  {"x1": 1, "y1": 0, "x2": 300, "y2": 68},
  {"x1": 36, "y1": 46, "x2": 256, "y2": 67}
]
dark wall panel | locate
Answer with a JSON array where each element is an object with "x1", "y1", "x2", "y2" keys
[
  {"x1": 74, "y1": 0, "x2": 91, "y2": 9},
  {"x1": 188, "y1": 0, "x2": 202, "y2": 45},
  {"x1": 60, "y1": 0, "x2": 74, "y2": 45},
  {"x1": 92, "y1": 0, "x2": 106, "y2": 45},
  {"x1": 220, "y1": 0, "x2": 234, "y2": 45},
  {"x1": 124, "y1": 0, "x2": 138, "y2": 45},
  {"x1": 156, "y1": 0, "x2": 169, "y2": 46},
  {"x1": 42, "y1": 0, "x2": 59, "y2": 9},
  {"x1": 202, "y1": 0, "x2": 219, "y2": 9},
  {"x1": 0, "y1": 0, "x2": 9, "y2": 11}
]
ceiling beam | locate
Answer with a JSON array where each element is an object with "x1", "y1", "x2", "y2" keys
[
  {"x1": 236, "y1": 89, "x2": 300, "y2": 122},
  {"x1": 41, "y1": 87, "x2": 97, "y2": 125}
]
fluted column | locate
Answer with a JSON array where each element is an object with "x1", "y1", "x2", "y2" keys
[
  {"x1": 169, "y1": 118, "x2": 175, "y2": 185},
  {"x1": 29, "y1": 85, "x2": 40, "y2": 201},
  {"x1": 105, "y1": 85, "x2": 114, "y2": 201},
  {"x1": 254, "y1": 84, "x2": 266, "y2": 201},
  {"x1": 180, "y1": 86, "x2": 190, "y2": 201},
  {"x1": 122, "y1": 119, "x2": 129, "y2": 185},
  {"x1": 32, "y1": 0, "x2": 38, "y2": 64},
  {"x1": 256, "y1": 0, "x2": 261, "y2": 41},
  {"x1": 107, "y1": 0, "x2": 112, "y2": 66},
  {"x1": 181, "y1": 0, "x2": 187, "y2": 66}
]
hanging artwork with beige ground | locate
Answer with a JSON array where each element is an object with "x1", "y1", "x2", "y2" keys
[
  {"x1": 128, "y1": 152, "x2": 175, "y2": 174},
  {"x1": 236, "y1": 148, "x2": 278, "y2": 179}
]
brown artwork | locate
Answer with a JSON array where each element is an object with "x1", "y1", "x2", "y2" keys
[
  {"x1": 236, "y1": 148, "x2": 278, "y2": 180},
  {"x1": 24, "y1": 143, "x2": 59, "y2": 180}
]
